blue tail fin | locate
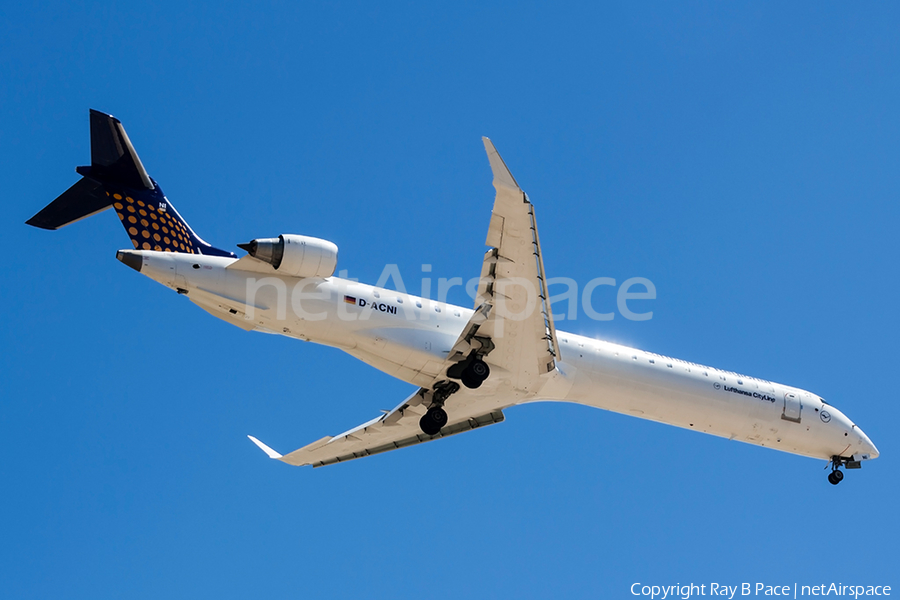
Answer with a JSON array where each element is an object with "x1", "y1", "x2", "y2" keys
[{"x1": 26, "y1": 109, "x2": 235, "y2": 258}]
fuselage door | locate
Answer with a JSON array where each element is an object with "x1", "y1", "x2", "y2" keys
[{"x1": 782, "y1": 392, "x2": 802, "y2": 423}]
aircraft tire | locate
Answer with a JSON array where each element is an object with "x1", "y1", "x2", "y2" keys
[
  {"x1": 420, "y1": 407, "x2": 448, "y2": 435},
  {"x1": 470, "y1": 359, "x2": 490, "y2": 381},
  {"x1": 461, "y1": 370, "x2": 483, "y2": 389}
]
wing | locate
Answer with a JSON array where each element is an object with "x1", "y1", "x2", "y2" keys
[
  {"x1": 248, "y1": 139, "x2": 560, "y2": 467},
  {"x1": 427, "y1": 139, "x2": 561, "y2": 390},
  {"x1": 250, "y1": 388, "x2": 505, "y2": 467},
  {"x1": 472, "y1": 138, "x2": 561, "y2": 388}
]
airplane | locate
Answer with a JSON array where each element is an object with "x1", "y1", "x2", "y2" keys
[{"x1": 27, "y1": 109, "x2": 879, "y2": 484}]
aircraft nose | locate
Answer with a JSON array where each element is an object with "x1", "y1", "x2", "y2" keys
[{"x1": 857, "y1": 427, "x2": 879, "y2": 460}]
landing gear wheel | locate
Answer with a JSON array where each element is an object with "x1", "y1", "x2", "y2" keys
[
  {"x1": 419, "y1": 406, "x2": 448, "y2": 435},
  {"x1": 469, "y1": 359, "x2": 490, "y2": 380},
  {"x1": 461, "y1": 370, "x2": 483, "y2": 389},
  {"x1": 828, "y1": 470, "x2": 843, "y2": 485},
  {"x1": 461, "y1": 359, "x2": 490, "y2": 389}
]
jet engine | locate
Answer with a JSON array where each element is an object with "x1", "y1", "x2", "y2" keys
[{"x1": 238, "y1": 234, "x2": 338, "y2": 278}]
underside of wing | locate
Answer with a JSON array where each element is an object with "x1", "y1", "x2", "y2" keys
[
  {"x1": 250, "y1": 388, "x2": 505, "y2": 467},
  {"x1": 474, "y1": 138, "x2": 561, "y2": 390}
]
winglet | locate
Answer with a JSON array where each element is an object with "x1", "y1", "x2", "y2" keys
[
  {"x1": 482, "y1": 137, "x2": 521, "y2": 191},
  {"x1": 247, "y1": 435, "x2": 283, "y2": 459}
]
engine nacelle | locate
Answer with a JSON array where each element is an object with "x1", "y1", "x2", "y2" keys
[{"x1": 238, "y1": 234, "x2": 338, "y2": 278}]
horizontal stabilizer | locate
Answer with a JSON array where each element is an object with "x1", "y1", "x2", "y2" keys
[
  {"x1": 248, "y1": 435, "x2": 283, "y2": 459},
  {"x1": 27, "y1": 109, "x2": 236, "y2": 257},
  {"x1": 26, "y1": 177, "x2": 109, "y2": 230}
]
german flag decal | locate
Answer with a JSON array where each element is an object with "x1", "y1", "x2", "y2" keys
[{"x1": 343, "y1": 295, "x2": 357, "y2": 305}]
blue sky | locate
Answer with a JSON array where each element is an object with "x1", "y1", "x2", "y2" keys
[{"x1": 2, "y1": 2, "x2": 898, "y2": 598}]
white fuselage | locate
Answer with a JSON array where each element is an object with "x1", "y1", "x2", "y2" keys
[{"x1": 133, "y1": 250, "x2": 879, "y2": 463}]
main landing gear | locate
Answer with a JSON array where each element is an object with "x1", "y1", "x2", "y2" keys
[
  {"x1": 419, "y1": 406, "x2": 448, "y2": 436},
  {"x1": 419, "y1": 356, "x2": 491, "y2": 436},
  {"x1": 447, "y1": 356, "x2": 491, "y2": 389},
  {"x1": 419, "y1": 380, "x2": 459, "y2": 436}
]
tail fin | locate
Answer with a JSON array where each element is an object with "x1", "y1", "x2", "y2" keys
[{"x1": 26, "y1": 109, "x2": 235, "y2": 258}]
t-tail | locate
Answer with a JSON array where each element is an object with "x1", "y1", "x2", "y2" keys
[{"x1": 26, "y1": 109, "x2": 235, "y2": 258}]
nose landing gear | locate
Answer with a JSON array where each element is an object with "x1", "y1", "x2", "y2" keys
[
  {"x1": 827, "y1": 469, "x2": 844, "y2": 485},
  {"x1": 828, "y1": 455, "x2": 860, "y2": 485}
]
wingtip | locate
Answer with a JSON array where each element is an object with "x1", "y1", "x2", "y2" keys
[
  {"x1": 247, "y1": 435, "x2": 283, "y2": 459},
  {"x1": 481, "y1": 137, "x2": 520, "y2": 190}
]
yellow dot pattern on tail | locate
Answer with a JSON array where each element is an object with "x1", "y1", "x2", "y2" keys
[{"x1": 111, "y1": 192, "x2": 195, "y2": 254}]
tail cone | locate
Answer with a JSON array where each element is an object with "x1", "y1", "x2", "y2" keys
[{"x1": 116, "y1": 250, "x2": 143, "y2": 272}]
